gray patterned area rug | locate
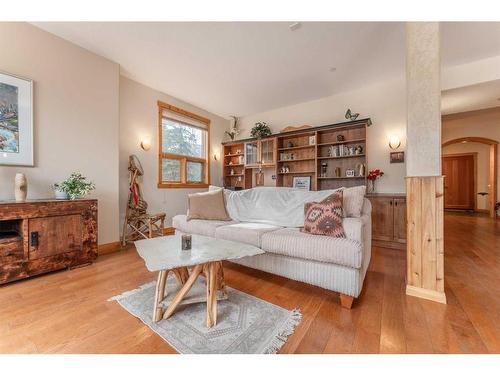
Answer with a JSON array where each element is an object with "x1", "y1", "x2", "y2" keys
[{"x1": 109, "y1": 277, "x2": 302, "y2": 354}]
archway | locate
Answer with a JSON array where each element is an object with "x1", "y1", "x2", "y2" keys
[{"x1": 442, "y1": 137, "x2": 498, "y2": 218}]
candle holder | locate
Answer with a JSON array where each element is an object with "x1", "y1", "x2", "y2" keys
[{"x1": 181, "y1": 234, "x2": 192, "y2": 250}]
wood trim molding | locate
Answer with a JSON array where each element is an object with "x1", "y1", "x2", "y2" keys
[
  {"x1": 157, "y1": 100, "x2": 210, "y2": 125},
  {"x1": 98, "y1": 241, "x2": 121, "y2": 255},
  {"x1": 406, "y1": 285, "x2": 447, "y2": 304},
  {"x1": 100, "y1": 228, "x2": 175, "y2": 255},
  {"x1": 442, "y1": 137, "x2": 498, "y2": 147},
  {"x1": 163, "y1": 227, "x2": 175, "y2": 235}
]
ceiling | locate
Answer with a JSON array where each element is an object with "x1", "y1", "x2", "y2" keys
[
  {"x1": 441, "y1": 79, "x2": 500, "y2": 115},
  {"x1": 33, "y1": 22, "x2": 500, "y2": 118}
]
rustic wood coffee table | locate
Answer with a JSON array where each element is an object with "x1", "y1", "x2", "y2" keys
[{"x1": 135, "y1": 233, "x2": 264, "y2": 328}]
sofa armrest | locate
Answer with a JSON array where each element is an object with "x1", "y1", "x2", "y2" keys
[{"x1": 343, "y1": 198, "x2": 371, "y2": 242}]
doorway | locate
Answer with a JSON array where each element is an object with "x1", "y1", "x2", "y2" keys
[
  {"x1": 442, "y1": 137, "x2": 498, "y2": 217},
  {"x1": 442, "y1": 153, "x2": 476, "y2": 210}
]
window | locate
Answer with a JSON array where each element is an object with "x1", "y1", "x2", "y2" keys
[{"x1": 158, "y1": 101, "x2": 210, "y2": 188}]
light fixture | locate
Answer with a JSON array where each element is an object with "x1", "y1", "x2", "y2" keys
[
  {"x1": 389, "y1": 135, "x2": 401, "y2": 150},
  {"x1": 289, "y1": 22, "x2": 302, "y2": 31},
  {"x1": 140, "y1": 138, "x2": 151, "y2": 151},
  {"x1": 213, "y1": 152, "x2": 219, "y2": 161}
]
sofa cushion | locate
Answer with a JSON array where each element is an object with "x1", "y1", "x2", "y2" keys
[
  {"x1": 302, "y1": 191, "x2": 345, "y2": 237},
  {"x1": 215, "y1": 222, "x2": 282, "y2": 247},
  {"x1": 261, "y1": 228, "x2": 363, "y2": 269},
  {"x1": 172, "y1": 214, "x2": 237, "y2": 237},
  {"x1": 187, "y1": 189, "x2": 231, "y2": 221}
]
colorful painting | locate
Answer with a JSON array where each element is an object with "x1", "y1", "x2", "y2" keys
[
  {"x1": 0, "y1": 82, "x2": 19, "y2": 153},
  {"x1": 0, "y1": 72, "x2": 33, "y2": 166}
]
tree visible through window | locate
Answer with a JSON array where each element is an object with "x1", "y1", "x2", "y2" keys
[{"x1": 158, "y1": 102, "x2": 210, "y2": 188}]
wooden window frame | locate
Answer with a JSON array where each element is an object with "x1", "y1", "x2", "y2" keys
[{"x1": 157, "y1": 101, "x2": 211, "y2": 188}]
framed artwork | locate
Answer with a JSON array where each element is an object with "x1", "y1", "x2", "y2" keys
[
  {"x1": 390, "y1": 151, "x2": 405, "y2": 163},
  {"x1": 0, "y1": 71, "x2": 33, "y2": 166},
  {"x1": 292, "y1": 176, "x2": 311, "y2": 190},
  {"x1": 346, "y1": 169, "x2": 355, "y2": 177}
]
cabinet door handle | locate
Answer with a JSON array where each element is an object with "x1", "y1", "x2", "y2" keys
[
  {"x1": 31, "y1": 231, "x2": 39, "y2": 247},
  {"x1": 390, "y1": 200, "x2": 393, "y2": 206},
  {"x1": 395, "y1": 201, "x2": 398, "y2": 207}
]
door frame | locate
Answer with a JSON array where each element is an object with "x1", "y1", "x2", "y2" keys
[
  {"x1": 442, "y1": 152, "x2": 477, "y2": 211},
  {"x1": 442, "y1": 137, "x2": 498, "y2": 218}
]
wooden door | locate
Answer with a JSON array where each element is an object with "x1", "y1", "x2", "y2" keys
[
  {"x1": 442, "y1": 154, "x2": 475, "y2": 210},
  {"x1": 371, "y1": 197, "x2": 394, "y2": 241},
  {"x1": 29, "y1": 215, "x2": 83, "y2": 260},
  {"x1": 393, "y1": 198, "x2": 407, "y2": 243}
]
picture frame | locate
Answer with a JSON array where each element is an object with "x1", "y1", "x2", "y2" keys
[
  {"x1": 292, "y1": 176, "x2": 311, "y2": 190},
  {"x1": 346, "y1": 169, "x2": 355, "y2": 177},
  {"x1": 390, "y1": 151, "x2": 405, "y2": 163},
  {"x1": 0, "y1": 71, "x2": 34, "y2": 166},
  {"x1": 308, "y1": 135, "x2": 316, "y2": 145}
]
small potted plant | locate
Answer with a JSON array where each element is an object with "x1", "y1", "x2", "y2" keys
[
  {"x1": 250, "y1": 122, "x2": 272, "y2": 139},
  {"x1": 54, "y1": 172, "x2": 95, "y2": 200},
  {"x1": 52, "y1": 183, "x2": 68, "y2": 200},
  {"x1": 367, "y1": 169, "x2": 384, "y2": 193}
]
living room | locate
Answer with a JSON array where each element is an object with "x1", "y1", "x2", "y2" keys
[{"x1": 0, "y1": 0, "x2": 499, "y2": 372}]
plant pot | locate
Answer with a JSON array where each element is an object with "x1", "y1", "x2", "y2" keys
[{"x1": 54, "y1": 190, "x2": 68, "y2": 200}]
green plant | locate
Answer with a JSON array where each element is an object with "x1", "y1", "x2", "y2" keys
[
  {"x1": 58, "y1": 172, "x2": 95, "y2": 200},
  {"x1": 250, "y1": 122, "x2": 272, "y2": 139}
]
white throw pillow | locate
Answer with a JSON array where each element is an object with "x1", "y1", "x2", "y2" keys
[{"x1": 339, "y1": 185, "x2": 366, "y2": 218}]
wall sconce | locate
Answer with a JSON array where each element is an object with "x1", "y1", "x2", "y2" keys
[
  {"x1": 389, "y1": 135, "x2": 401, "y2": 150},
  {"x1": 213, "y1": 152, "x2": 219, "y2": 161},
  {"x1": 140, "y1": 138, "x2": 151, "y2": 151}
]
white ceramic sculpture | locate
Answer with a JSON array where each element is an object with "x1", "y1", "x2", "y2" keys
[{"x1": 14, "y1": 173, "x2": 28, "y2": 202}]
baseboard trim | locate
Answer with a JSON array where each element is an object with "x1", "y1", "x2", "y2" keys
[
  {"x1": 99, "y1": 228, "x2": 175, "y2": 256},
  {"x1": 406, "y1": 285, "x2": 447, "y2": 304},
  {"x1": 98, "y1": 241, "x2": 122, "y2": 255},
  {"x1": 163, "y1": 227, "x2": 175, "y2": 235}
]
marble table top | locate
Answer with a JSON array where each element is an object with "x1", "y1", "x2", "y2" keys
[{"x1": 135, "y1": 233, "x2": 264, "y2": 272}]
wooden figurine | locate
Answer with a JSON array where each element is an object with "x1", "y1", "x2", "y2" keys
[{"x1": 121, "y1": 155, "x2": 166, "y2": 246}]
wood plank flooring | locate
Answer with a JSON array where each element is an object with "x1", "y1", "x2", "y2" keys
[{"x1": 0, "y1": 212, "x2": 498, "y2": 353}]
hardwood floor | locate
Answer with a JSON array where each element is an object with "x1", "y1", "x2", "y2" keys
[{"x1": 0, "y1": 212, "x2": 498, "y2": 353}]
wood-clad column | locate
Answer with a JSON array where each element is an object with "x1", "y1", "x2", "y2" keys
[{"x1": 405, "y1": 22, "x2": 446, "y2": 304}]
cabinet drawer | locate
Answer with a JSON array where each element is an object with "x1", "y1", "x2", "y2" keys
[{"x1": 0, "y1": 240, "x2": 24, "y2": 263}]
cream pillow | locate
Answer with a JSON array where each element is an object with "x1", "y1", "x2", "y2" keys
[
  {"x1": 338, "y1": 185, "x2": 366, "y2": 218},
  {"x1": 187, "y1": 189, "x2": 231, "y2": 221}
]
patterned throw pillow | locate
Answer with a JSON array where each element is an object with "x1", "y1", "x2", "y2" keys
[{"x1": 301, "y1": 191, "x2": 345, "y2": 237}]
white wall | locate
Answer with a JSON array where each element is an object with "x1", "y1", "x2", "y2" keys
[
  {"x1": 237, "y1": 76, "x2": 407, "y2": 193},
  {"x1": 119, "y1": 76, "x2": 230, "y2": 228},
  {"x1": 0, "y1": 23, "x2": 120, "y2": 244}
]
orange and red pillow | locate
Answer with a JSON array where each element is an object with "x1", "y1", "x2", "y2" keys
[{"x1": 301, "y1": 191, "x2": 345, "y2": 237}]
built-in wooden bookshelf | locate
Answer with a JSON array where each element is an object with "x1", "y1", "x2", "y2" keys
[
  {"x1": 221, "y1": 118, "x2": 371, "y2": 191},
  {"x1": 222, "y1": 143, "x2": 247, "y2": 190}
]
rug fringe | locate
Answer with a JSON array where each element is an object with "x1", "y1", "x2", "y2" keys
[
  {"x1": 108, "y1": 281, "x2": 156, "y2": 301},
  {"x1": 264, "y1": 308, "x2": 302, "y2": 354}
]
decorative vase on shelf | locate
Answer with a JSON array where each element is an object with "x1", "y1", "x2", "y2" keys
[{"x1": 14, "y1": 173, "x2": 28, "y2": 202}]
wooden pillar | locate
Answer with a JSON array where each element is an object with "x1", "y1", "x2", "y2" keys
[{"x1": 405, "y1": 22, "x2": 446, "y2": 304}]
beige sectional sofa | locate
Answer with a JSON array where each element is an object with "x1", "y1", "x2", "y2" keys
[{"x1": 172, "y1": 187, "x2": 372, "y2": 308}]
